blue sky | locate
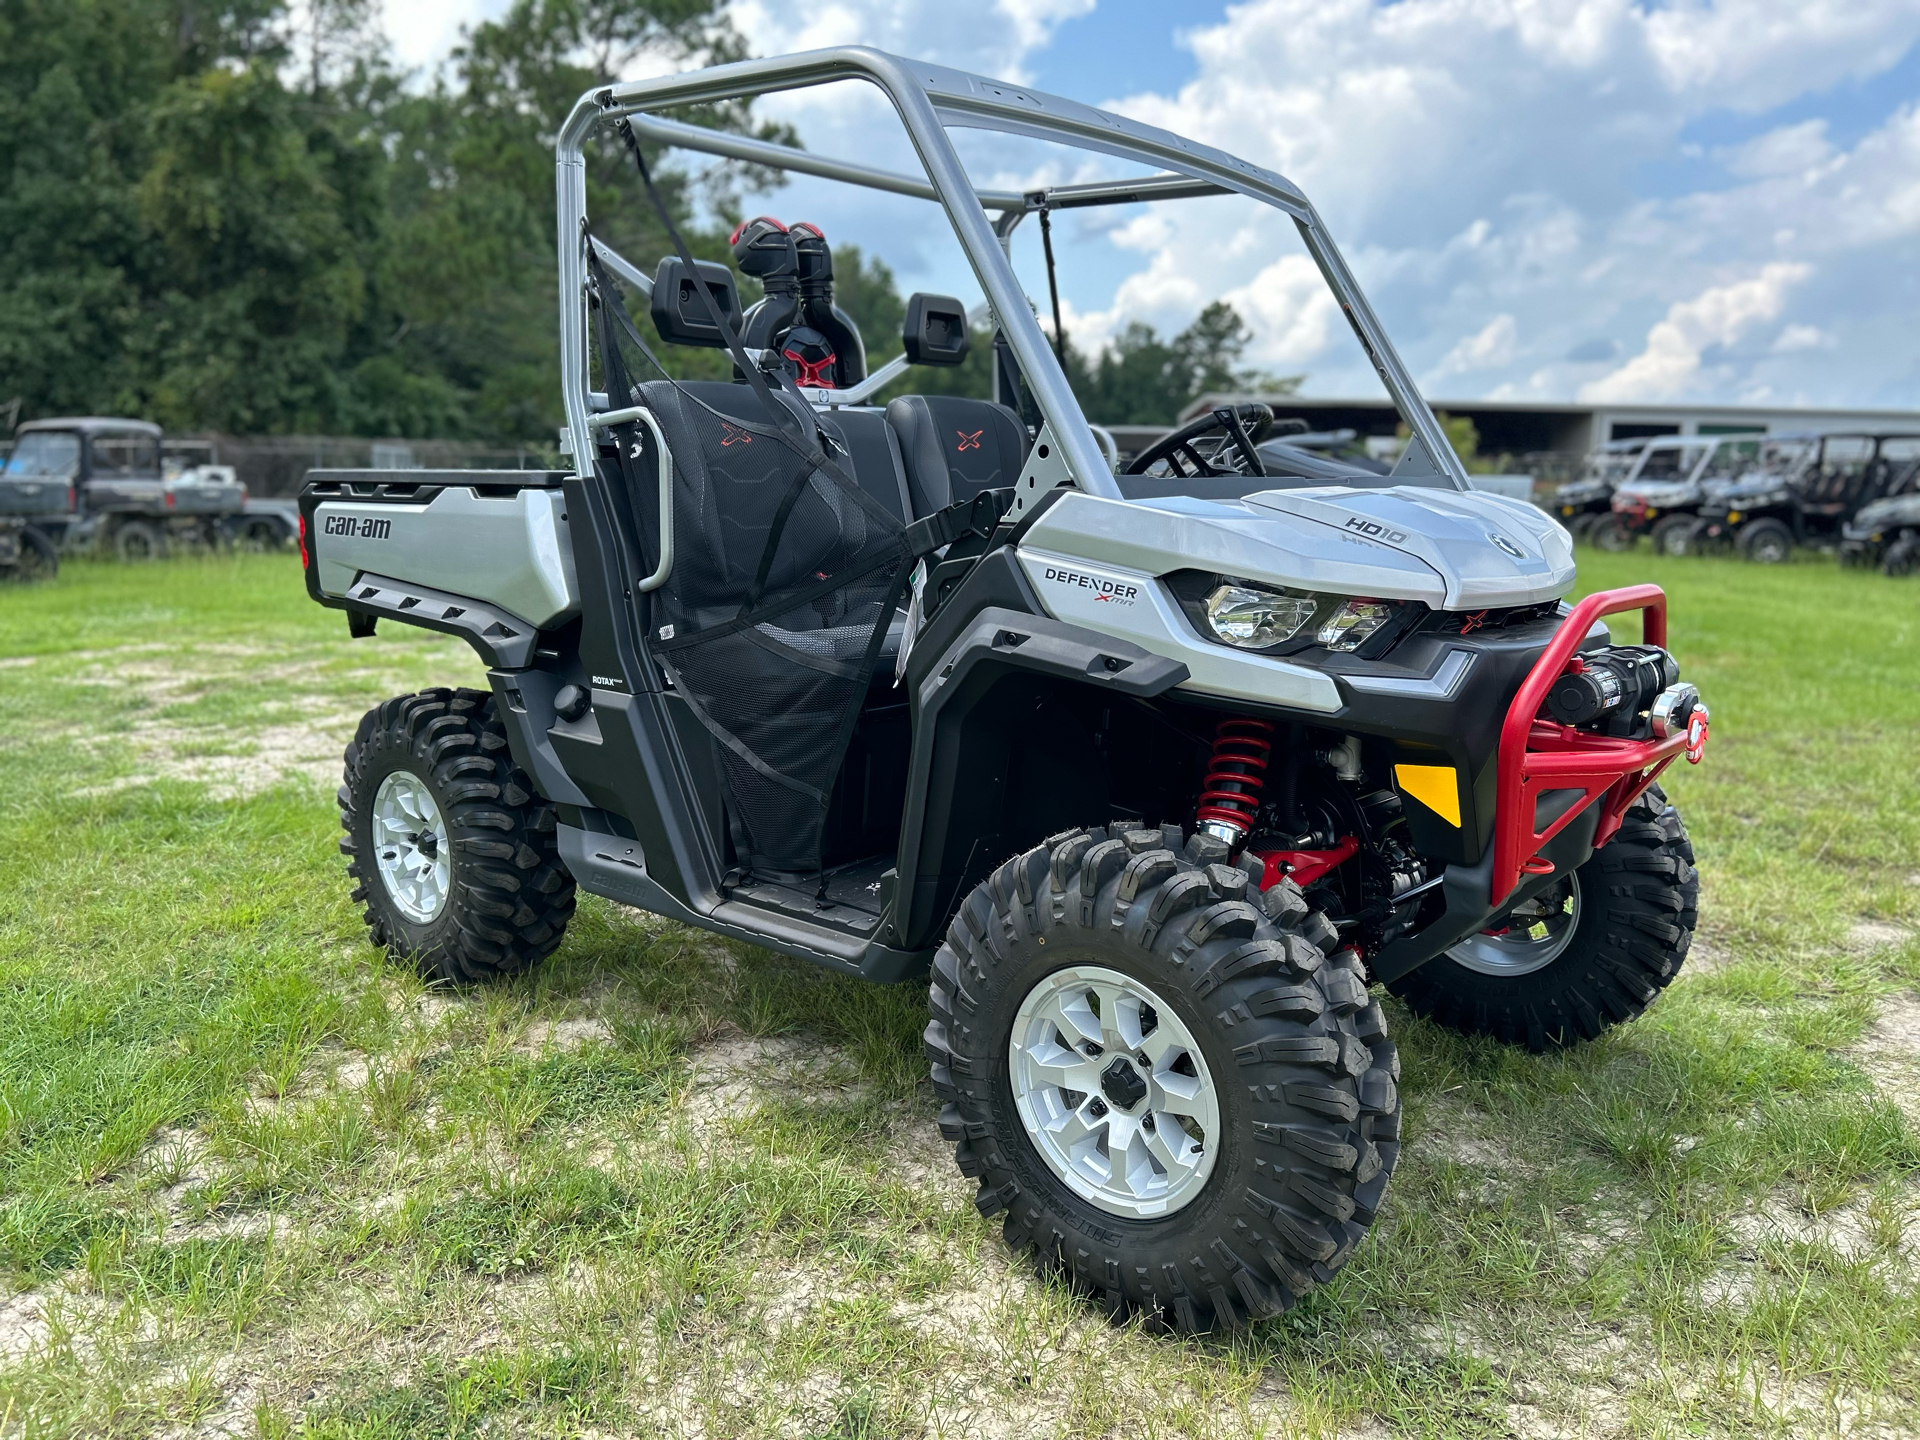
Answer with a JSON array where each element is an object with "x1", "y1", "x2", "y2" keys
[{"x1": 381, "y1": 0, "x2": 1920, "y2": 409}]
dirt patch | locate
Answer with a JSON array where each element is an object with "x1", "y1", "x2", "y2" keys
[
  {"x1": 1850, "y1": 920, "x2": 1915, "y2": 953},
  {"x1": 1682, "y1": 937, "x2": 1739, "y2": 977},
  {"x1": 678, "y1": 1033, "x2": 819, "y2": 1127},
  {"x1": 1854, "y1": 993, "x2": 1920, "y2": 1125},
  {"x1": 520, "y1": 1017, "x2": 614, "y2": 1055},
  {"x1": 0, "y1": 1289, "x2": 53, "y2": 1363}
]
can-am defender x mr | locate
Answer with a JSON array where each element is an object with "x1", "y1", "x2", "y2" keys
[{"x1": 298, "y1": 48, "x2": 1711, "y2": 1333}]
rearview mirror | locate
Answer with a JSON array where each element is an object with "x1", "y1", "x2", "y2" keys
[
  {"x1": 902, "y1": 293, "x2": 970, "y2": 366},
  {"x1": 650, "y1": 257, "x2": 741, "y2": 348}
]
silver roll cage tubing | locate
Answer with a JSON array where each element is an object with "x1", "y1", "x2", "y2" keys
[{"x1": 554, "y1": 45, "x2": 1470, "y2": 496}]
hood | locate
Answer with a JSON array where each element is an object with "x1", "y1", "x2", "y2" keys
[
  {"x1": 1853, "y1": 493, "x2": 1920, "y2": 528},
  {"x1": 1241, "y1": 486, "x2": 1575, "y2": 608},
  {"x1": 1019, "y1": 486, "x2": 1574, "y2": 611},
  {"x1": 1616, "y1": 480, "x2": 1696, "y2": 505}
]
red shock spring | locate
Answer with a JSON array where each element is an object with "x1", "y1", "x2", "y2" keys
[{"x1": 1195, "y1": 717, "x2": 1274, "y2": 841}]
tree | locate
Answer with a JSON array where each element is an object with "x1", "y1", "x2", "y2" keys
[
  {"x1": 1065, "y1": 301, "x2": 1298, "y2": 425},
  {"x1": 0, "y1": 0, "x2": 768, "y2": 439}
]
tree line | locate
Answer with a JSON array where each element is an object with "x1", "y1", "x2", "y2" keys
[{"x1": 0, "y1": 0, "x2": 1287, "y2": 443}]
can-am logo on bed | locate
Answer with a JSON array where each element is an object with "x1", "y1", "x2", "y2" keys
[
  {"x1": 322, "y1": 514, "x2": 392, "y2": 540},
  {"x1": 1043, "y1": 566, "x2": 1138, "y2": 606}
]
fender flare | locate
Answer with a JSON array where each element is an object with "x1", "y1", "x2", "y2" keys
[{"x1": 893, "y1": 605, "x2": 1189, "y2": 949}]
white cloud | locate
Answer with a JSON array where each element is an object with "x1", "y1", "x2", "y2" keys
[
  {"x1": 365, "y1": 0, "x2": 1920, "y2": 409},
  {"x1": 1434, "y1": 313, "x2": 1519, "y2": 377},
  {"x1": 1771, "y1": 323, "x2": 1832, "y2": 352},
  {"x1": 1579, "y1": 262, "x2": 1809, "y2": 401},
  {"x1": 1717, "y1": 120, "x2": 1834, "y2": 178},
  {"x1": 1083, "y1": 0, "x2": 1920, "y2": 405}
]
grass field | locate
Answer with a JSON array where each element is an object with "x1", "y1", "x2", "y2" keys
[{"x1": 1, "y1": 547, "x2": 1917, "y2": 1439}]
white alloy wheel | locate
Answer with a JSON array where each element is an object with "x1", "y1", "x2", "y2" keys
[
  {"x1": 1008, "y1": 964, "x2": 1221, "y2": 1219},
  {"x1": 372, "y1": 769, "x2": 451, "y2": 923}
]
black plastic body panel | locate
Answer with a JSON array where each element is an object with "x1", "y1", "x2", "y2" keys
[
  {"x1": 894, "y1": 599, "x2": 1190, "y2": 949},
  {"x1": 1369, "y1": 797, "x2": 1602, "y2": 983}
]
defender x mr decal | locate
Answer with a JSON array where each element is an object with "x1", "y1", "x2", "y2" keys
[{"x1": 1042, "y1": 565, "x2": 1138, "y2": 606}]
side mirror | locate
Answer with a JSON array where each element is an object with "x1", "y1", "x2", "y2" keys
[
  {"x1": 902, "y1": 293, "x2": 970, "y2": 366},
  {"x1": 650, "y1": 257, "x2": 741, "y2": 348}
]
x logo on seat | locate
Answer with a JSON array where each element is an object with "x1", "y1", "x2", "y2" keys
[
  {"x1": 955, "y1": 429, "x2": 983, "y2": 452},
  {"x1": 721, "y1": 422, "x2": 753, "y2": 447}
]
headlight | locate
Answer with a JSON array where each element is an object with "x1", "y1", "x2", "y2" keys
[
  {"x1": 1204, "y1": 584, "x2": 1318, "y2": 648},
  {"x1": 1318, "y1": 599, "x2": 1397, "y2": 651}
]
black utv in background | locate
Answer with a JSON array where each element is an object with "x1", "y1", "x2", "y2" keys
[
  {"x1": 1, "y1": 417, "x2": 297, "y2": 560},
  {"x1": 1551, "y1": 439, "x2": 1646, "y2": 541},
  {"x1": 1840, "y1": 472, "x2": 1920, "y2": 576},
  {"x1": 1691, "y1": 432, "x2": 1920, "y2": 564}
]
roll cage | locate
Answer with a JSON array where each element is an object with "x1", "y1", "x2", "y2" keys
[{"x1": 553, "y1": 46, "x2": 1470, "y2": 499}]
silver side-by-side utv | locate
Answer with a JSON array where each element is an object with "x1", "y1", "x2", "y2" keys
[{"x1": 298, "y1": 47, "x2": 1710, "y2": 1332}]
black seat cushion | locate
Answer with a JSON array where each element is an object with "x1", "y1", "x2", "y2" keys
[
  {"x1": 817, "y1": 407, "x2": 914, "y2": 526},
  {"x1": 884, "y1": 395, "x2": 1026, "y2": 518}
]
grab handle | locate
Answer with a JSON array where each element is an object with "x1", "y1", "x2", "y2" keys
[{"x1": 590, "y1": 406, "x2": 674, "y2": 593}]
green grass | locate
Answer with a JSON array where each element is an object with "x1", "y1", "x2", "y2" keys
[{"x1": 1, "y1": 547, "x2": 1918, "y2": 1438}]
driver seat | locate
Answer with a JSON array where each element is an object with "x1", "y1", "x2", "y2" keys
[{"x1": 884, "y1": 395, "x2": 1026, "y2": 520}]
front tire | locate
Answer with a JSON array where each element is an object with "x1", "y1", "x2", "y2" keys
[
  {"x1": 1591, "y1": 516, "x2": 1634, "y2": 552},
  {"x1": 340, "y1": 688, "x2": 575, "y2": 983},
  {"x1": 0, "y1": 526, "x2": 58, "y2": 583},
  {"x1": 926, "y1": 825, "x2": 1401, "y2": 1332},
  {"x1": 1387, "y1": 788, "x2": 1697, "y2": 1050},
  {"x1": 1737, "y1": 518, "x2": 1794, "y2": 564},
  {"x1": 1884, "y1": 534, "x2": 1919, "y2": 578},
  {"x1": 1650, "y1": 514, "x2": 1698, "y2": 556}
]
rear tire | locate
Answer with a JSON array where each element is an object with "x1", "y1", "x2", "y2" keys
[
  {"x1": 112, "y1": 520, "x2": 167, "y2": 561},
  {"x1": 340, "y1": 687, "x2": 575, "y2": 984},
  {"x1": 1386, "y1": 787, "x2": 1697, "y2": 1051},
  {"x1": 1737, "y1": 518, "x2": 1793, "y2": 564},
  {"x1": 926, "y1": 824, "x2": 1401, "y2": 1332},
  {"x1": 1650, "y1": 514, "x2": 1698, "y2": 556},
  {"x1": 238, "y1": 517, "x2": 285, "y2": 552}
]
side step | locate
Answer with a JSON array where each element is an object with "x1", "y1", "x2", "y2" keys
[{"x1": 556, "y1": 824, "x2": 929, "y2": 984}]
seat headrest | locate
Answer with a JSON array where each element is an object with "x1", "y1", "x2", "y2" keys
[{"x1": 884, "y1": 395, "x2": 1027, "y2": 518}]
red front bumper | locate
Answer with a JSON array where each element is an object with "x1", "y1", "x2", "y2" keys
[{"x1": 1490, "y1": 584, "x2": 1706, "y2": 905}]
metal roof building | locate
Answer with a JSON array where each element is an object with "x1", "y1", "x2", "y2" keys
[{"x1": 1176, "y1": 394, "x2": 1920, "y2": 456}]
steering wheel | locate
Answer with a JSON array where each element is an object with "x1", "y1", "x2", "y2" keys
[{"x1": 1122, "y1": 403, "x2": 1278, "y2": 478}]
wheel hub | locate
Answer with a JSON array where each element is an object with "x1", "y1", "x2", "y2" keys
[
  {"x1": 1008, "y1": 964, "x2": 1220, "y2": 1219},
  {"x1": 372, "y1": 769, "x2": 451, "y2": 924},
  {"x1": 1099, "y1": 1055, "x2": 1148, "y2": 1111},
  {"x1": 1448, "y1": 874, "x2": 1581, "y2": 977}
]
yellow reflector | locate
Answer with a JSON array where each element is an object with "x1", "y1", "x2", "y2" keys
[
  {"x1": 1395, "y1": 764, "x2": 1461, "y2": 827},
  {"x1": 1727, "y1": 510, "x2": 1743, "y2": 524}
]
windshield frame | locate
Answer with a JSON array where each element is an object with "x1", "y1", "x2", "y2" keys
[{"x1": 555, "y1": 46, "x2": 1471, "y2": 505}]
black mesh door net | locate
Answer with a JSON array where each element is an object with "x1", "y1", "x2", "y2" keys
[{"x1": 589, "y1": 249, "x2": 911, "y2": 878}]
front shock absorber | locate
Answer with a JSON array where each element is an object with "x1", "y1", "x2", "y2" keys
[{"x1": 1195, "y1": 717, "x2": 1274, "y2": 845}]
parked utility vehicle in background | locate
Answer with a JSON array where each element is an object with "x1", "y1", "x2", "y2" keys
[
  {"x1": 1550, "y1": 439, "x2": 1647, "y2": 541},
  {"x1": 1691, "y1": 432, "x2": 1920, "y2": 563},
  {"x1": 1839, "y1": 459, "x2": 1920, "y2": 575},
  {"x1": 300, "y1": 48, "x2": 1710, "y2": 1333},
  {"x1": 2, "y1": 417, "x2": 297, "y2": 559},
  {"x1": 1592, "y1": 433, "x2": 1763, "y2": 554}
]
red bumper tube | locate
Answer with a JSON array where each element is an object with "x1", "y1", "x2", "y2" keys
[{"x1": 1490, "y1": 584, "x2": 1706, "y2": 905}]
